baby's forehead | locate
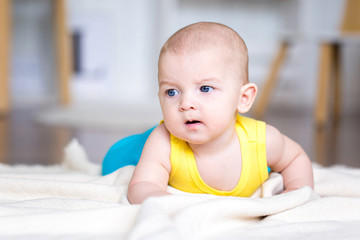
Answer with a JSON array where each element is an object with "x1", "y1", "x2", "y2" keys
[{"x1": 158, "y1": 47, "x2": 234, "y2": 73}]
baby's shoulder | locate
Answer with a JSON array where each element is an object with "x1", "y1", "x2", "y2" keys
[
  {"x1": 140, "y1": 123, "x2": 172, "y2": 170},
  {"x1": 265, "y1": 124, "x2": 283, "y2": 142},
  {"x1": 145, "y1": 123, "x2": 171, "y2": 148}
]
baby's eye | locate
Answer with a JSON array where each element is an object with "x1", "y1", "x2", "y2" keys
[
  {"x1": 166, "y1": 89, "x2": 179, "y2": 97},
  {"x1": 200, "y1": 86, "x2": 214, "y2": 93}
]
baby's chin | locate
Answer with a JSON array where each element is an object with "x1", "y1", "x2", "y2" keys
[{"x1": 173, "y1": 133, "x2": 212, "y2": 146}]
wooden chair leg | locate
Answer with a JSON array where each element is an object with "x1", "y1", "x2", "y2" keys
[
  {"x1": 0, "y1": 118, "x2": 9, "y2": 164},
  {"x1": 315, "y1": 43, "x2": 334, "y2": 128},
  {"x1": 332, "y1": 44, "x2": 341, "y2": 125},
  {"x1": 314, "y1": 127, "x2": 327, "y2": 166},
  {"x1": 252, "y1": 41, "x2": 288, "y2": 119},
  {"x1": 0, "y1": 0, "x2": 11, "y2": 116},
  {"x1": 314, "y1": 123, "x2": 339, "y2": 166},
  {"x1": 53, "y1": 127, "x2": 71, "y2": 164},
  {"x1": 54, "y1": 0, "x2": 71, "y2": 106}
]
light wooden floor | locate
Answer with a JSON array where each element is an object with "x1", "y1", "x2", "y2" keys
[{"x1": 0, "y1": 107, "x2": 359, "y2": 168}]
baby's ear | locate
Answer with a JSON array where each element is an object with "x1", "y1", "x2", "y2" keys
[{"x1": 237, "y1": 83, "x2": 258, "y2": 113}]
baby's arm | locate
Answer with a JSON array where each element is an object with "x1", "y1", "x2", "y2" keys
[
  {"x1": 127, "y1": 124, "x2": 172, "y2": 204},
  {"x1": 266, "y1": 124, "x2": 314, "y2": 193}
]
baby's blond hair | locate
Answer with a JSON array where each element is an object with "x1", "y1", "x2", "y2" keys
[{"x1": 159, "y1": 22, "x2": 249, "y2": 83}]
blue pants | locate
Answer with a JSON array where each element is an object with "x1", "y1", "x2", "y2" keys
[{"x1": 102, "y1": 126, "x2": 157, "y2": 175}]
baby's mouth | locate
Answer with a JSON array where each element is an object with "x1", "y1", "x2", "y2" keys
[{"x1": 186, "y1": 120, "x2": 201, "y2": 125}]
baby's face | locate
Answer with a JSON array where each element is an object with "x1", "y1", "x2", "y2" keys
[{"x1": 158, "y1": 47, "x2": 244, "y2": 144}]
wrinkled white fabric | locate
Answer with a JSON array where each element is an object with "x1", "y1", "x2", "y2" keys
[{"x1": 0, "y1": 139, "x2": 359, "y2": 240}]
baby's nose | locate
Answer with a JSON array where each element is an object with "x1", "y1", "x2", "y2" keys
[{"x1": 179, "y1": 94, "x2": 198, "y2": 111}]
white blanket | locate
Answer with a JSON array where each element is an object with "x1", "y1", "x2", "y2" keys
[{"x1": 1, "y1": 139, "x2": 360, "y2": 240}]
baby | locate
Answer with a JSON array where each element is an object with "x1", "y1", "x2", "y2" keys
[{"x1": 103, "y1": 22, "x2": 314, "y2": 204}]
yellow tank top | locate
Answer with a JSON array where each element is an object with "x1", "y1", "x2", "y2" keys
[{"x1": 168, "y1": 115, "x2": 268, "y2": 197}]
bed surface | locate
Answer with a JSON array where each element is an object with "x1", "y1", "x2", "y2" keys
[{"x1": 0, "y1": 139, "x2": 359, "y2": 240}]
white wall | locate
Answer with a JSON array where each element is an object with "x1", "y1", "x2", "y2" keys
[
  {"x1": 67, "y1": 0, "x2": 160, "y2": 106},
  {"x1": 11, "y1": 0, "x2": 55, "y2": 106},
  {"x1": 10, "y1": 0, "x2": 360, "y2": 114}
]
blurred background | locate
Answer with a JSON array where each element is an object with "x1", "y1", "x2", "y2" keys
[{"x1": 0, "y1": 0, "x2": 359, "y2": 167}]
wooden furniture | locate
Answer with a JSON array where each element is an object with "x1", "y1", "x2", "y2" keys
[
  {"x1": 251, "y1": 41, "x2": 288, "y2": 119},
  {"x1": 252, "y1": 0, "x2": 360, "y2": 128},
  {"x1": 0, "y1": 0, "x2": 71, "y2": 116},
  {"x1": 0, "y1": 0, "x2": 11, "y2": 116},
  {"x1": 54, "y1": 0, "x2": 72, "y2": 106}
]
